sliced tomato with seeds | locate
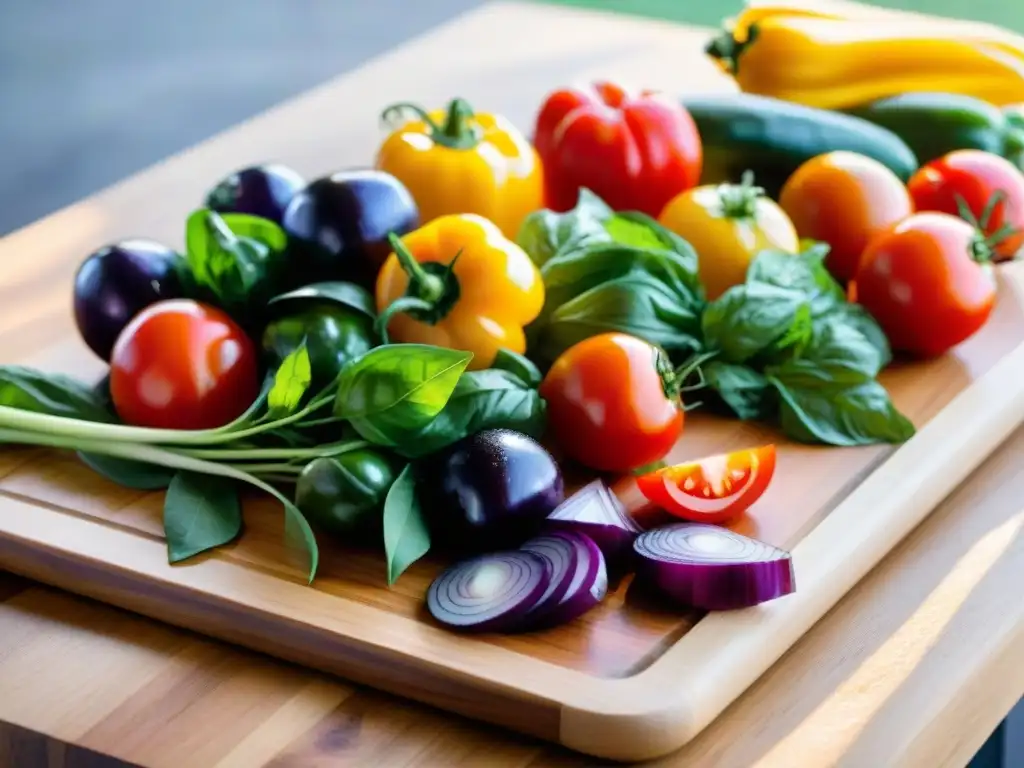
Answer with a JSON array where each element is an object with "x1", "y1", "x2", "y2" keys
[{"x1": 635, "y1": 445, "x2": 776, "y2": 523}]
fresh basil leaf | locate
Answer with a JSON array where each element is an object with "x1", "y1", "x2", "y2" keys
[
  {"x1": 834, "y1": 303, "x2": 893, "y2": 368},
  {"x1": 516, "y1": 188, "x2": 613, "y2": 267},
  {"x1": 704, "y1": 361, "x2": 771, "y2": 420},
  {"x1": 746, "y1": 247, "x2": 845, "y2": 318},
  {"x1": 268, "y1": 342, "x2": 313, "y2": 417},
  {"x1": 163, "y1": 472, "x2": 242, "y2": 563},
  {"x1": 334, "y1": 344, "x2": 472, "y2": 446},
  {"x1": 267, "y1": 281, "x2": 376, "y2": 321},
  {"x1": 0, "y1": 366, "x2": 114, "y2": 422},
  {"x1": 768, "y1": 318, "x2": 885, "y2": 388},
  {"x1": 382, "y1": 464, "x2": 430, "y2": 585},
  {"x1": 490, "y1": 348, "x2": 542, "y2": 388},
  {"x1": 78, "y1": 452, "x2": 176, "y2": 490},
  {"x1": 537, "y1": 272, "x2": 703, "y2": 366},
  {"x1": 702, "y1": 282, "x2": 809, "y2": 363},
  {"x1": 399, "y1": 369, "x2": 547, "y2": 459},
  {"x1": 770, "y1": 303, "x2": 814, "y2": 360},
  {"x1": 218, "y1": 212, "x2": 288, "y2": 253},
  {"x1": 770, "y1": 376, "x2": 915, "y2": 446},
  {"x1": 603, "y1": 213, "x2": 669, "y2": 250}
]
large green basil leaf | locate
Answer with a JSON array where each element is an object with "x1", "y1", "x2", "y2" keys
[
  {"x1": 516, "y1": 188, "x2": 613, "y2": 268},
  {"x1": 704, "y1": 361, "x2": 771, "y2": 421},
  {"x1": 0, "y1": 366, "x2": 114, "y2": 422},
  {"x1": 770, "y1": 376, "x2": 915, "y2": 446},
  {"x1": 399, "y1": 369, "x2": 547, "y2": 459},
  {"x1": 490, "y1": 348, "x2": 542, "y2": 388},
  {"x1": 536, "y1": 272, "x2": 703, "y2": 366},
  {"x1": 701, "y1": 282, "x2": 809, "y2": 363},
  {"x1": 267, "y1": 342, "x2": 313, "y2": 418},
  {"x1": 334, "y1": 344, "x2": 472, "y2": 447},
  {"x1": 78, "y1": 452, "x2": 176, "y2": 490},
  {"x1": 746, "y1": 245, "x2": 845, "y2": 318},
  {"x1": 767, "y1": 317, "x2": 885, "y2": 389},
  {"x1": 163, "y1": 472, "x2": 243, "y2": 563},
  {"x1": 266, "y1": 281, "x2": 376, "y2": 321},
  {"x1": 382, "y1": 464, "x2": 431, "y2": 585},
  {"x1": 833, "y1": 303, "x2": 893, "y2": 369}
]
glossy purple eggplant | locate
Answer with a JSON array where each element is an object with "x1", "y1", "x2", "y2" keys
[
  {"x1": 281, "y1": 169, "x2": 418, "y2": 290},
  {"x1": 419, "y1": 428, "x2": 565, "y2": 551},
  {"x1": 73, "y1": 240, "x2": 187, "y2": 361},
  {"x1": 205, "y1": 163, "x2": 305, "y2": 224}
]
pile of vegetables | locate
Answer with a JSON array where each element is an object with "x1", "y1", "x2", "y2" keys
[{"x1": 4, "y1": 0, "x2": 1024, "y2": 636}]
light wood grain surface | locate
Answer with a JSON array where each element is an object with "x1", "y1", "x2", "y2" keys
[{"x1": 0, "y1": 2, "x2": 1022, "y2": 766}]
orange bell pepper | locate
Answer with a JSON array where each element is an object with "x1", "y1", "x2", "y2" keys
[
  {"x1": 374, "y1": 214, "x2": 544, "y2": 370},
  {"x1": 374, "y1": 97, "x2": 544, "y2": 239}
]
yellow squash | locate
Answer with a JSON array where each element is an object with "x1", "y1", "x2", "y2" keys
[{"x1": 707, "y1": 15, "x2": 1024, "y2": 109}]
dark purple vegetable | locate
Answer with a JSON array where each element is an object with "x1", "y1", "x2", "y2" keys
[
  {"x1": 633, "y1": 523, "x2": 795, "y2": 611},
  {"x1": 544, "y1": 480, "x2": 641, "y2": 565},
  {"x1": 426, "y1": 550, "x2": 550, "y2": 633},
  {"x1": 73, "y1": 240, "x2": 187, "y2": 361},
  {"x1": 205, "y1": 163, "x2": 305, "y2": 224},
  {"x1": 419, "y1": 428, "x2": 564, "y2": 551},
  {"x1": 281, "y1": 169, "x2": 419, "y2": 289},
  {"x1": 522, "y1": 531, "x2": 607, "y2": 629}
]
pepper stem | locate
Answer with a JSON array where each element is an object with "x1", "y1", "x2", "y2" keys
[
  {"x1": 380, "y1": 98, "x2": 481, "y2": 150},
  {"x1": 387, "y1": 233, "x2": 445, "y2": 302},
  {"x1": 718, "y1": 170, "x2": 764, "y2": 219},
  {"x1": 704, "y1": 25, "x2": 755, "y2": 75}
]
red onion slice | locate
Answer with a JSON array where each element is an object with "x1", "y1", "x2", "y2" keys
[
  {"x1": 544, "y1": 480, "x2": 641, "y2": 564},
  {"x1": 426, "y1": 550, "x2": 551, "y2": 633},
  {"x1": 633, "y1": 523, "x2": 795, "y2": 610},
  {"x1": 522, "y1": 531, "x2": 607, "y2": 628}
]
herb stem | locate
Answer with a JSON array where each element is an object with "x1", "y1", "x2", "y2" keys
[
  {"x1": 227, "y1": 462, "x2": 304, "y2": 475},
  {"x1": 175, "y1": 440, "x2": 368, "y2": 461}
]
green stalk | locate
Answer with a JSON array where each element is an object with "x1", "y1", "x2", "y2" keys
[{"x1": 174, "y1": 440, "x2": 368, "y2": 462}]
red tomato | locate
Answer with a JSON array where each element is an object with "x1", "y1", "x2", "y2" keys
[
  {"x1": 539, "y1": 333, "x2": 684, "y2": 473},
  {"x1": 532, "y1": 81, "x2": 702, "y2": 217},
  {"x1": 907, "y1": 149, "x2": 1024, "y2": 262},
  {"x1": 635, "y1": 445, "x2": 776, "y2": 523},
  {"x1": 855, "y1": 212, "x2": 997, "y2": 358},
  {"x1": 110, "y1": 299, "x2": 259, "y2": 430},
  {"x1": 778, "y1": 151, "x2": 913, "y2": 284}
]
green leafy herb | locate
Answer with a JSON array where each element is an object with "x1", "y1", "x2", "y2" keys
[
  {"x1": 163, "y1": 471, "x2": 243, "y2": 563},
  {"x1": 766, "y1": 318, "x2": 885, "y2": 389},
  {"x1": 382, "y1": 464, "x2": 431, "y2": 585},
  {"x1": 266, "y1": 281, "x2": 377, "y2": 321},
  {"x1": 834, "y1": 303, "x2": 893, "y2": 368},
  {"x1": 334, "y1": 344, "x2": 472, "y2": 446},
  {"x1": 400, "y1": 369, "x2": 547, "y2": 458},
  {"x1": 704, "y1": 361, "x2": 771, "y2": 421},
  {"x1": 516, "y1": 188, "x2": 612, "y2": 267},
  {"x1": 491, "y1": 348, "x2": 542, "y2": 388},
  {"x1": 267, "y1": 342, "x2": 313, "y2": 417},
  {"x1": 746, "y1": 246, "x2": 845, "y2": 317},
  {"x1": 702, "y1": 282, "x2": 809, "y2": 363},
  {"x1": 0, "y1": 367, "x2": 114, "y2": 422},
  {"x1": 77, "y1": 452, "x2": 176, "y2": 490}
]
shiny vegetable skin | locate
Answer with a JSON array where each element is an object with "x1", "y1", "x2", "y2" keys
[
  {"x1": 842, "y1": 92, "x2": 1024, "y2": 169},
  {"x1": 262, "y1": 305, "x2": 375, "y2": 387},
  {"x1": 707, "y1": 17, "x2": 1024, "y2": 109},
  {"x1": 375, "y1": 214, "x2": 544, "y2": 370},
  {"x1": 73, "y1": 240, "x2": 188, "y2": 362},
  {"x1": 680, "y1": 93, "x2": 918, "y2": 197},
  {"x1": 855, "y1": 213, "x2": 997, "y2": 357},
  {"x1": 657, "y1": 173, "x2": 799, "y2": 300},
  {"x1": 418, "y1": 428, "x2": 565, "y2": 550},
  {"x1": 540, "y1": 333, "x2": 685, "y2": 473},
  {"x1": 205, "y1": 163, "x2": 305, "y2": 224},
  {"x1": 375, "y1": 97, "x2": 543, "y2": 239},
  {"x1": 282, "y1": 169, "x2": 419, "y2": 290},
  {"x1": 534, "y1": 81, "x2": 702, "y2": 217},
  {"x1": 295, "y1": 451, "x2": 401, "y2": 538},
  {"x1": 109, "y1": 299, "x2": 260, "y2": 430}
]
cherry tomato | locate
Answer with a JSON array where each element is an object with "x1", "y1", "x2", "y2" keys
[
  {"x1": 110, "y1": 299, "x2": 259, "y2": 430},
  {"x1": 539, "y1": 333, "x2": 684, "y2": 473},
  {"x1": 658, "y1": 173, "x2": 798, "y2": 300},
  {"x1": 855, "y1": 212, "x2": 997, "y2": 358},
  {"x1": 907, "y1": 149, "x2": 1024, "y2": 262},
  {"x1": 779, "y1": 151, "x2": 913, "y2": 284},
  {"x1": 635, "y1": 445, "x2": 776, "y2": 523}
]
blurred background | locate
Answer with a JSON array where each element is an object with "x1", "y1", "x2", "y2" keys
[{"x1": 2, "y1": 0, "x2": 1023, "y2": 237}]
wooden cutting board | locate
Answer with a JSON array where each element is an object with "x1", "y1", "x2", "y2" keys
[{"x1": 2, "y1": 2, "x2": 1024, "y2": 762}]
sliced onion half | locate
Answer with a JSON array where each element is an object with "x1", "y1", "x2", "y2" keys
[
  {"x1": 426, "y1": 550, "x2": 551, "y2": 633},
  {"x1": 633, "y1": 523, "x2": 795, "y2": 611},
  {"x1": 522, "y1": 531, "x2": 608, "y2": 629},
  {"x1": 544, "y1": 480, "x2": 641, "y2": 564}
]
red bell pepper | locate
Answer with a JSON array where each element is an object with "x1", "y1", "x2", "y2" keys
[{"x1": 532, "y1": 81, "x2": 703, "y2": 217}]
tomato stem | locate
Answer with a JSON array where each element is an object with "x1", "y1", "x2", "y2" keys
[
  {"x1": 717, "y1": 171, "x2": 764, "y2": 219},
  {"x1": 955, "y1": 190, "x2": 1020, "y2": 261}
]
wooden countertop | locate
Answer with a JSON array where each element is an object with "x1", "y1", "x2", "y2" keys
[{"x1": 0, "y1": 2, "x2": 1021, "y2": 766}]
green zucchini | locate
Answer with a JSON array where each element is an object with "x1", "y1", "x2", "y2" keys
[
  {"x1": 681, "y1": 93, "x2": 919, "y2": 199},
  {"x1": 843, "y1": 92, "x2": 1024, "y2": 169}
]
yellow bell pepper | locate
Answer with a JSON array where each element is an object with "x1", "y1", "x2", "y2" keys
[
  {"x1": 374, "y1": 97, "x2": 544, "y2": 240},
  {"x1": 707, "y1": 16, "x2": 1024, "y2": 109},
  {"x1": 374, "y1": 214, "x2": 544, "y2": 370}
]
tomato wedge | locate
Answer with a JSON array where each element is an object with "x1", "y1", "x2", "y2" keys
[{"x1": 635, "y1": 445, "x2": 776, "y2": 523}]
